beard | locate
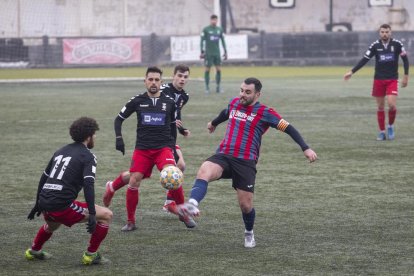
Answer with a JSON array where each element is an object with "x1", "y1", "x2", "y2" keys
[
  {"x1": 87, "y1": 139, "x2": 94, "y2": 149},
  {"x1": 148, "y1": 86, "x2": 158, "y2": 94},
  {"x1": 240, "y1": 97, "x2": 254, "y2": 106}
]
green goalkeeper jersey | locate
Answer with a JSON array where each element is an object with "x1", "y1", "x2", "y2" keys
[{"x1": 200, "y1": 25, "x2": 227, "y2": 56}]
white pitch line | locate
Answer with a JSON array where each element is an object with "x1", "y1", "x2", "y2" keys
[{"x1": 0, "y1": 77, "x2": 204, "y2": 84}]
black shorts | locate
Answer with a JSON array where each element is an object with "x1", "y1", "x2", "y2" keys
[{"x1": 206, "y1": 153, "x2": 257, "y2": 193}]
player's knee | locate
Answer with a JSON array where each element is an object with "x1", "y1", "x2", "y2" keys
[
  {"x1": 177, "y1": 161, "x2": 186, "y2": 172},
  {"x1": 129, "y1": 173, "x2": 142, "y2": 188},
  {"x1": 240, "y1": 203, "x2": 253, "y2": 214},
  {"x1": 196, "y1": 165, "x2": 211, "y2": 179},
  {"x1": 99, "y1": 208, "x2": 113, "y2": 224},
  {"x1": 121, "y1": 171, "x2": 130, "y2": 183}
]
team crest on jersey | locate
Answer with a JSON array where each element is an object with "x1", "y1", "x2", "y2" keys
[
  {"x1": 162, "y1": 103, "x2": 167, "y2": 111},
  {"x1": 229, "y1": 110, "x2": 256, "y2": 122}
]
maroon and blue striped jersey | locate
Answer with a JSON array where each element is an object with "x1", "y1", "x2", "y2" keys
[{"x1": 217, "y1": 97, "x2": 290, "y2": 161}]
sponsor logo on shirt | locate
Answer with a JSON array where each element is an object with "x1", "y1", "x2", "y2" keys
[
  {"x1": 229, "y1": 110, "x2": 256, "y2": 122},
  {"x1": 379, "y1": 53, "x2": 395, "y2": 62},
  {"x1": 43, "y1": 183, "x2": 63, "y2": 190},
  {"x1": 140, "y1": 104, "x2": 149, "y2": 107},
  {"x1": 141, "y1": 113, "x2": 166, "y2": 125}
]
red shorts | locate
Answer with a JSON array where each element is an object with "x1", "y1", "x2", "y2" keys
[
  {"x1": 372, "y1": 79, "x2": 398, "y2": 97},
  {"x1": 130, "y1": 147, "x2": 176, "y2": 178},
  {"x1": 43, "y1": 200, "x2": 87, "y2": 227}
]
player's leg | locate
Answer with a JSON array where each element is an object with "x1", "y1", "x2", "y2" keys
[
  {"x1": 82, "y1": 205, "x2": 112, "y2": 265},
  {"x1": 103, "y1": 171, "x2": 130, "y2": 207},
  {"x1": 232, "y1": 158, "x2": 257, "y2": 248},
  {"x1": 385, "y1": 80, "x2": 398, "y2": 140},
  {"x1": 375, "y1": 96, "x2": 386, "y2": 140},
  {"x1": 236, "y1": 189, "x2": 256, "y2": 248},
  {"x1": 372, "y1": 80, "x2": 387, "y2": 140},
  {"x1": 164, "y1": 147, "x2": 186, "y2": 214},
  {"x1": 178, "y1": 155, "x2": 227, "y2": 228},
  {"x1": 214, "y1": 56, "x2": 223, "y2": 93},
  {"x1": 386, "y1": 95, "x2": 397, "y2": 140},
  {"x1": 122, "y1": 149, "x2": 153, "y2": 231},
  {"x1": 204, "y1": 65, "x2": 211, "y2": 94},
  {"x1": 123, "y1": 171, "x2": 143, "y2": 231},
  {"x1": 204, "y1": 55, "x2": 213, "y2": 93},
  {"x1": 25, "y1": 220, "x2": 61, "y2": 260},
  {"x1": 188, "y1": 160, "x2": 224, "y2": 207}
]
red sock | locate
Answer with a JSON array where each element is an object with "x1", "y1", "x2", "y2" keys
[
  {"x1": 388, "y1": 109, "x2": 397, "y2": 125},
  {"x1": 126, "y1": 186, "x2": 139, "y2": 223},
  {"x1": 32, "y1": 224, "x2": 53, "y2": 251},
  {"x1": 167, "y1": 185, "x2": 185, "y2": 205},
  {"x1": 112, "y1": 173, "x2": 127, "y2": 191},
  {"x1": 87, "y1": 223, "x2": 109, "y2": 253},
  {"x1": 377, "y1": 110, "x2": 385, "y2": 131}
]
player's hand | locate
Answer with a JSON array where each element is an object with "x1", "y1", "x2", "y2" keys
[
  {"x1": 176, "y1": 120, "x2": 183, "y2": 128},
  {"x1": 207, "y1": 122, "x2": 216, "y2": 133},
  {"x1": 200, "y1": 52, "x2": 205, "y2": 59},
  {"x1": 116, "y1": 137, "x2": 125, "y2": 155},
  {"x1": 343, "y1": 71, "x2": 353, "y2": 81},
  {"x1": 183, "y1": 129, "x2": 191, "y2": 137},
  {"x1": 86, "y1": 214, "x2": 97, "y2": 234},
  {"x1": 304, "y1": 148, "x2": 317, "y2": 163},
  {"x1": 27, "y1": 204, "x2": 41, "y2": 220},
  {"x1": 223, "y1": 52, "x2": 228, "y2": 60},
  {"x1": 401, "y1": 75, "x2": 408, "y2": 88}
]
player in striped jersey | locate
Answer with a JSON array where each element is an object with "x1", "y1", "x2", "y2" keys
[{"x1": 177, "y1": 77, "x2": 317, "y2": 248}]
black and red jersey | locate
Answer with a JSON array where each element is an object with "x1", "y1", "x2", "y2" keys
[
  {"x1": 160, "y1": 83, "x2": 189, "y2": 120},
  {"x1": 38, "y1": 143, "x2": 97, "y2": 212},
  {"x1": 353, "y1": 38, "x2": 408, "y2": 80},
  {"x1": 117, "y1": 92, "x2": 176, "y2": 150}
]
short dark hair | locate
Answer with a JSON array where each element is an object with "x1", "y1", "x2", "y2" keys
[
  {"x1": 69, "y1": 117, "x2": 99, "y2": 143},
  {"x1": 174, "y1": 64, "x2": 190, "y2": 75},
  {"x1": 146, "y1": 66, "x2": 163, "y2": 77},
  {"x1": 244, "y1": 77, "x2": 262, "y2": 92},
  {"x1": 211, "y1": 14, "x2": 218, "y2": 19},
  {"x1": 380, "y1": 24, "x2": 391, "y2": 30}
]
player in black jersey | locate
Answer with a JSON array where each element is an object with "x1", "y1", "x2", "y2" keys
[
  {"x1": 25, "y1": 117, "x2": 112, "y2": 265},
  {"x1": 344, "y1": 24, "x2": 409, "y2": 141},
  {"x1": 109, "y1": 66, "x2": 194, "y2": 231},
  {"x1": 103, "y1": 65, "x2": 194, "y2": 226},
  {"x1": 159, "y1": 65, "x2": 191, "y2": 214}
]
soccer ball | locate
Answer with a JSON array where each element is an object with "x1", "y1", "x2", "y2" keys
[{"x1": 160, "y1": 166, "x2": 183, "y2": 190}]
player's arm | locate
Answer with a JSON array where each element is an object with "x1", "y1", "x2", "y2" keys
[
  {"x1": 200, "y1": 30, "x2": 206, "y2": 58},
  {"x1": 344, "y1": 46, "x2": 374, "y2": 80},
  {"x1": 265, "y1": 108, "x2": 317, "y2": 162},
  {"x1": 401, "y1": 48, "x2": 409, "y2": 87},
  {"x1": 114, "y1": 98, "x2": 136, "y2": 155},
  {"x1": 83, "y1": 157, "x2": 97, "y2": 233},
  {"x1": 208, "y1": 108, "x2": 229, "y2": 133},
  {"x1": 276, "y1": 119, "x2": 317, "y2": 162},
  {"x1": 28, "y1": 157, "x2": 53, "y2": 219},
  {"x1": 220, "y1": 30, "x2": 228, "y2": 60},
  {"x1": 176, "y1": 93, "x2": 190, "y2": 136},
  {"x1": 170, "y1": 101, "x2": 179, "y2": 139}
]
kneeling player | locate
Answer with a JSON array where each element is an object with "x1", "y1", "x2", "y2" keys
[{"x1": 26, "y1": 117, "x2": 112, "y2": 265}]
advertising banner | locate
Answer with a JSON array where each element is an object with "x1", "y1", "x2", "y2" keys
[
  {"x1": 63, "y1": 38, "x2": 141, "y2": 64},
  {"x1": 171, "y1": 34, "x2": 248, "y2": 61}
]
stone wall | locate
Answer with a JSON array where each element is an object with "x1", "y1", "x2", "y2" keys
[{"x1": 0, "y1": 0, "x2": 413, "y2": 38}]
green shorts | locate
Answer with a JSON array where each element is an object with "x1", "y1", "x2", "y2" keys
[{"x1": 204, "y1": 54, "x2": 221, "y2": 67}]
